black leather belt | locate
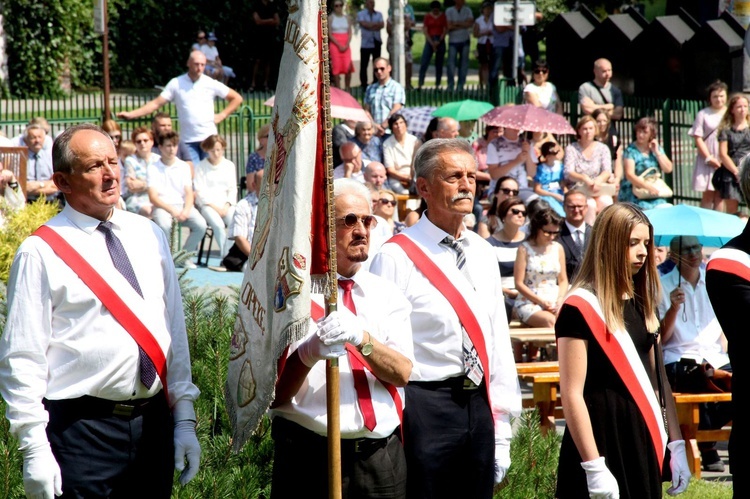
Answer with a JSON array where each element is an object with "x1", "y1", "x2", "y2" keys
[
  {"x1": 43, "y1": 392, "x2": 162, "y2": 420},
  {"x1": 410, "y1": 376, "x2": 482, "y2": 391},
  {"x1": 273, "y1": 417, "x2": 395, "y2": 457}
]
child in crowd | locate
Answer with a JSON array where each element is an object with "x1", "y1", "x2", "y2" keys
[
  {"x1": 118, "y1": 139, "x2": 136, "y2": 163},
  {"x1": 533, "y1": 141, "x2": 565, "y2": 216}
]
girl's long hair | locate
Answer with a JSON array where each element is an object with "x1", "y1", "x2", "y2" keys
[{"x1": 569, "y1": 203, "x2": 661, "y2": 333}]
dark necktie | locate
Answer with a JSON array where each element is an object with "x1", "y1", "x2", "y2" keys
[
  {"x1": 440, "y1": 236, "x2": 483, "y2": 385},
  {"x1": 575, "y1": 229, "x2": 585, "y2": 258},
  {"x1": 339, "y1": 279, "x2": 377, "y2": 432},
  {"x1": 97, "y1": 221, "x2": 157, "y2": 388}
]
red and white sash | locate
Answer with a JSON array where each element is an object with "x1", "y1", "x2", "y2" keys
[
  {"x1": 707, "y1": 247, "x2": 750, "y2": 281},
  {"x1": 565, "y1": 289, "x2": 667, "y2": 469},
  {"x1": 388, "y1": 233, "x2": 493, "y2": 405}
]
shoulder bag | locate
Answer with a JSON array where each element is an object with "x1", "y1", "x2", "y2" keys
[{"x1": 633, "y1": 167, "x2": 673, "y2": 200}]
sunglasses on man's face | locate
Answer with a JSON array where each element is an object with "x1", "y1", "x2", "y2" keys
[{"x1": 338, "y1": 213, "x2": 377, "y2": 229}]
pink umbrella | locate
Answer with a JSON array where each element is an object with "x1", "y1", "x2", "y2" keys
[
  {"x1": 481, "y1": 104, "x2": 576, "y2": 135},
  {"x1": 264, "y1": 87, "x2": 369, "y2": 122}
]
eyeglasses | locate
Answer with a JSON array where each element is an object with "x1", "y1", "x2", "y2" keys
[
  {"x1": 510, "y1": 208, "x2": 527, "y2": 216},
  {"x1": 374, "y1": 67, "x2": 387, "y2": 72},
  {"x1": 679, "y1": 244, "x2": 703, "y2": 255},
  {"x1": 500, "y1": 188, "x2": 519, "y2": 195},
  {"x1": 338, "y1": 213, "x2": 377, "y2": 229},
  {"x1": 378, "y1": 199, "x2": 397, "y2": 207},
  {"x1": 533, "y1": 69, "x2": 548, "y2": 74},
  {"x1": 565, "y1": 204, "x2": 586, "y2": 211},
  {"x1": 542, "y1": 229, "x2": 561, "y2": 236}
]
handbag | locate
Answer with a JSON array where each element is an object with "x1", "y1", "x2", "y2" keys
[
  {"x1": 633, "y1": 167, "x2": 673, "y2": 200},
  {"x1": 669, "y1": 358, "x2": 732, "y2": 394},
  {"x1": 574, "y1": 181, "x2": 617, "y2": 198}
]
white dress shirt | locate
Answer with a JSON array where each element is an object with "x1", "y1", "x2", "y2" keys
[
  {"x1": 0, "y1": 205, "x2": 199, "y2": 447},
  {"x1": 271, "y1": 269, "x2": 415, "y2": 439},
  {"x1": 658, "y1": 266, "x2": 729, "y2": 368},
  {"x1": 369, "y1": 214, "x2": 522, "y2": 442}
]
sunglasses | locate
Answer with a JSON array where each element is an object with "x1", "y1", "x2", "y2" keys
[
  {"x1": 542, "y1": 229, "x2": 561, "y2": 236},
  {"x1": 533, "y1": 69, "x2": 548, "y2": 74},
  {"x1": 510, "y1": 208, "x2": 526, "y2": 217},
  {"x1": 679, "y1": 244, "x2": 703, "y2": 255},
  {"x1": 135, "y1": 139, "x2": 151, "y2": 144},
  {"x1": 338, "y1": 213, "x2": 377, "y2": 229},
  {"x1": 378, "y1": 199, "x2": 397, "y2": 207},
  {"x1": 374, "y1": 67, "x2": 387, "y2": 72},
  {"x1": 500, "y1": 188, "x2": 519, "y2": 195}
]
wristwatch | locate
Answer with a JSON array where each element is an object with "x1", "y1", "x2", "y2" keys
[{"x1": 359, "y1": 331, "x2": 373, "y2": 357}]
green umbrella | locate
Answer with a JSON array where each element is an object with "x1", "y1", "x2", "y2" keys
[{"x1": 432, "y1": 99, "x2": 494, "y2": 122}]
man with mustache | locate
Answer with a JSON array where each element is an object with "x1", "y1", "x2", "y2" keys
[
  {"x1": 270, "y1": 178, "x2": 413, "y2": 498},
  {"x1": 370, "y1": 139, "x2": 521, "y2": 499}
]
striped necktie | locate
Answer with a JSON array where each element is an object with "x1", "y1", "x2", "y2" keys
[{"x1": 440, "y1": 236, "x2": 483, "y2": 386}]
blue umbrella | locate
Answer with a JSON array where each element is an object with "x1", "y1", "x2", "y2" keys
[{"x1": 645, "y1": 204, "x2": 746, "y2": 248}]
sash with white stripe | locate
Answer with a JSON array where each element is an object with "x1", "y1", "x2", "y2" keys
[
  {"x1": 565, "y1": 288, "x2": 667, "y2": 470},
  {"x1": 707, "y1": 247, "x2": 750, "y2": 281}
]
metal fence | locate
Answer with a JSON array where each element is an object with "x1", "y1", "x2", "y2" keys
[{"x1": 1, "y1": 86, "x2": 709, "y2": 204}]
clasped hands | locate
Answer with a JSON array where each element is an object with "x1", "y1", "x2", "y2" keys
[{"x1": 297, "y1": 311, "x2": 366, "y2": 367}]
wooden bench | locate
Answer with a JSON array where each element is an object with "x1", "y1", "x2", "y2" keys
[
  {"x1": 672, "y1": 392, "x2": 732, "y2": 479},
  {"x1": 518, "y1": 372, "x2": 561, "y2": 434},
  {"x1": 516, "y1": 361, "x2": 558, "y2": 375},
  {"x1": 509, "y1": 325, "x2": 556, "y2": 362}
]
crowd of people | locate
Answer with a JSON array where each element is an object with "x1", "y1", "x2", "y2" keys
[{"x1": 0, "y1": 6, "x2": 746, "y2": 493}]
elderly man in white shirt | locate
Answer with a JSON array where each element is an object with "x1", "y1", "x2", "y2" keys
[
  {"x1": 270, "y1": 178, "x2": 414, "y2": 499},
  {"x1": 370, "y1": 138, "x2": 521, "y2": 499},
  {"x1": 0, "y1": 124, "x2": 200, "y2": 498}
]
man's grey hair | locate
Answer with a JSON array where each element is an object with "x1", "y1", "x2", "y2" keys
[
  {"x1": 52, "y1": 123, "x2": 110, "y2": 174},
  {"x1": 334, "y1": 178, "x2": 372, "y2": 211},
  {"x1": 436, "y1": 117, "x2": 458, "y2": 132},
  {"x1": 740, "y1": 154, "x2": 750, "y2": 206},
  {"x1": 413, "y1": 138, "x2": 475, "y2": 180},
  {"x1": 25, "y1": 123, "x2": 46, "y2": 139}
]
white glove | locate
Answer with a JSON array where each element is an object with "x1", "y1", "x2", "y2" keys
[
  {"x1": 296, "y1": 331, "x2": 346, "y2": 368},
  {"x1": 493, "y1": 441, "x2": 510, "y2": 484},
  {"x1": 581, "y1": 456, "x2": 619, "y2": 499},
  {"x1": 174, "y1": 420, "x2": 201, "y2": 485},
  {"x1": 316, "y1": 311, "x2": 365, "y2": 348},
  {"x1": 667, "y1": 440, "x2": 691, "y2": 495},
  {"x1": 22, "y1": 443, "x2": 62, "y2": 499}
]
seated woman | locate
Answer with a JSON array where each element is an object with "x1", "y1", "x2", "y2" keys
[
  {"x1": 486, "y1": 196, "x2": 527, "y2": 323},
  {"x1": 194, "y1": 134, "x2": 238, "y2": 260},
  {"x1": 124, "y1": 127, "x2": 159, "y2": 217},
  {"x1": 619, "y1": 116, "x2": 674, "y2": 210},
  {"x1": 514, "y1": 207, "x2": 568, "y2": 328},
  {"x1": 563, "y1": 115, "x2": 615, "y2": 225},
  {"x1": 373, "y1": 188, "x2": 405, "y2": 235},
  {"x1": 476, "y1": 175, "x2": 519, "y2": 237}
]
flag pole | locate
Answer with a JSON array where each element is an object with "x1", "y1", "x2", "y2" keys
[{"x1": 319, "y1": 2, "x2": 342, "y2": 498}]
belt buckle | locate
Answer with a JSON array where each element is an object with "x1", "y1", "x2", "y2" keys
[
  {"x1": 463, "y1": 378, "x2": 479, "y2": 390},
  {"x1": 353, "y1": 439, "x2": 364, "y2": 453},
  {"x1": 113, "y1": 403, "x2": 134, "y2": 417}
]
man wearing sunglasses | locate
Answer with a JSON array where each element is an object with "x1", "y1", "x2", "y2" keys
[
  {"x1": 659, "y1": 235, "x2": 731, "y2": 473},
  {"x1": 270, "y1": 178, "x2": 414, "y2": 498},
  {"x1": 371, "y1": 139, "x2": 521, "y2": 499},
  {"x1": 363, "y1": 57, "x2": 405, "y2": 137}
]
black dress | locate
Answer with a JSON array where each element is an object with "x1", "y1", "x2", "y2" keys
[{"x1": 555, "y1": 298, "x2": 664, "y2": 499}]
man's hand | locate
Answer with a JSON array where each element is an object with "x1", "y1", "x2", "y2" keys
[
  {"x1": 174, "y1": 420, "x2": 201, "y2": 485},
  {"x1": 22, "y1": 444, "x2": 62, "y2": 499},
  {"x1": 493, "y1": 441, "x2": 510, "y2": 484},
  {"x1": 116, "y1": 111, "x2": 135, "y2": 120},
  {"x1": 317, "y1": 311, "x2": 365, "y2": 348}
]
